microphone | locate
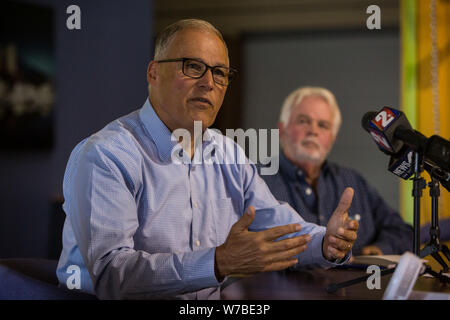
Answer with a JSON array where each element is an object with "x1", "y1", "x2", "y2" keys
[
  {"x1": 362, "y1": 107, "x2": 450, "y2": 191},
  {"x1": 386, "y1": 142, "x2": 450, "y2": 192},
  {"x1": 426, "y1": 135, "x2": 450, "y2": 172},
  {"x1": 388, "y1": 146, "x2": 414, "y2": 180},
  {"x1": 361, "y1": 107, "x2": 427, "y2": 155},
  {"x1": 361, "y1": 111, "x2": 392, "y2": 155},
  {"x1": 424, "y1": 161, "x2": 450, "y2": 192}
]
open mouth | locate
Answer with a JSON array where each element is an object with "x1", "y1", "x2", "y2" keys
[{"x1": 189, "y1": 97, "x2": 212, "y2": 106}]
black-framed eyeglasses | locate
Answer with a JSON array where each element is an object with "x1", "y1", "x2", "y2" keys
[{"x1": 155, "y1": 57, "x2": 237, "y2": 86}]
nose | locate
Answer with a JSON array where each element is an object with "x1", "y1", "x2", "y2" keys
[
  {"x1": 307, "y1": 121, "x2": 319, "y2": 136},
  {"x1": 197, "y1": 68, "x2": 214, "y2": 90}
]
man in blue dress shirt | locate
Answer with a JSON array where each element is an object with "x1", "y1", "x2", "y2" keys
[
  {"x1": 261, "y1": 86, "x2": 412, "y2": 258},
  {"x1": 57, "y1": 20, "x2": 359, "y2": 299}
]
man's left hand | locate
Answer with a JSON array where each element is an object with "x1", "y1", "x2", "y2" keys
[
  {"x1": 361, "y1": 245, "x2": 383, "y2": 256},
  {"x1": 322, "y1": 187, "x2": 359, "y2": 261}
]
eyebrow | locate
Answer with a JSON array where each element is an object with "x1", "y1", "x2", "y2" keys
[
  {"x1": 296, "y1": 114, "x2": 332, "y2": 124},
  {"x1": 187, "y1": 57, "x2": 229, "y2": 68}
]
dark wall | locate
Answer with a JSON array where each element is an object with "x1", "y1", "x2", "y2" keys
[
  {"x1": 0, "y1": 0, "x2": 153, "y2": 258},
  {"x1": 243, "y1": 29, "x2": 401, "y2": 212}
]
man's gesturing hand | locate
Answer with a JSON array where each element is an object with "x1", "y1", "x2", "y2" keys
[
  {"x1": 322, "y1": 187, "x2": 359, "y2": 261},
  {"x1": 214, "y1": 206, "x2": 311, "y2": 280}
]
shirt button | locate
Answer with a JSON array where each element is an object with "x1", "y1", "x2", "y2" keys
[
  {"x1": 195, "y1": 240, "x2": 200, "y2": 247},
  {"x1": 193, "y1": 203, "x2": 198, "y2": 209},
  {"x1": 305, "y1": 188, "x2": 312, "y2": 196}
]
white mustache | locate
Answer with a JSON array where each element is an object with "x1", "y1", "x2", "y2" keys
[{"x1": 301, "y1": 138, "x2": 321, "y2": 149}]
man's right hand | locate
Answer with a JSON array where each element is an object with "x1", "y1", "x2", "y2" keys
[{"x1": 214, "y1": 206, "x2": 311, "y2": 280}]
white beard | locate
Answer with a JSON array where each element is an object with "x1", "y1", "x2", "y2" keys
[{"x1": 287, "y1": 138, "x2": 330, "y2": 165}]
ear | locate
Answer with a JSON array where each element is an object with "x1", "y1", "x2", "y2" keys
[
  {"x1": 331, "y1": 130, "x2": 338, "y2": 145},
  {"x1": 147, "y1": 60, "x2": 158, "y2": 85},
  {"x1": 277, "y1": 121, "x2": 285, "y2": 138}
]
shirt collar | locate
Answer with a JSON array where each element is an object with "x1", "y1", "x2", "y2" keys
[
  {"x1": 139, "y1": 98, "x2": 219, "y2": 162},
  {"x1": 139, "y1": 98, "x2": 177, "y2": 161}
]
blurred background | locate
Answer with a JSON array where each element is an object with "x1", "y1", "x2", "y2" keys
[{"x1": 0, "y1": 0, "x2": 448, "y2": 260}]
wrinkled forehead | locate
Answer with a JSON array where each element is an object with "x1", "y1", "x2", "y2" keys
[{"x1": 166, "y1": 29, "x2": 229, "y2": 66}]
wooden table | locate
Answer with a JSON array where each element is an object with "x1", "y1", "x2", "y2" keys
[{"x1": 221, "y1": 268, "x2": 449, "y2": 300}]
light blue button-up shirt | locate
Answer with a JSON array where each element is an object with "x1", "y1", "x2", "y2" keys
[{"x1": 57, "y1": 99, "x2": 341, "y2": 299}]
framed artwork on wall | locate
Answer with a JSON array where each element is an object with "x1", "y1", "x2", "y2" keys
[{"x1": 0, "y1": 1, "x2": 54, "y2": 150}]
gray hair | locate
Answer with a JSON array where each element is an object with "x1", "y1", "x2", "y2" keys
[
  {"x1": 279, "y1": 86, "x2": 342, "y2": 136},
  {"x1": 153, "y1": 19, "x2": 228, "y2": 60}
]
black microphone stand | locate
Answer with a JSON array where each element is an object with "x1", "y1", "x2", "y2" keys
[
  {"x1": 412, "y1": 151, "x2": 426, "y2": 256},
  {"x1": 406, "y1": 153, "x2": 448, "y2": 282},
  {"x1": 326, "y1": 152, "x2": 449, "y2": 294},
  {"x1": 419, "y1": 176, "x2": 450, "y2": 273}
]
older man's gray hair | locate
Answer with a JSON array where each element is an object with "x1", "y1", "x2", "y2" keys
[
  {"x1": 279, "y1": 86, "x2": 342, "y2": 136},
  {"x1": 153, "y1": 19, "x2": 228, "y2": 60}
]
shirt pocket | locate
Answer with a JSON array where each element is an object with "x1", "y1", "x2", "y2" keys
[{"x1": 210, "y1": 198, "x2": 240, "y2": 246}]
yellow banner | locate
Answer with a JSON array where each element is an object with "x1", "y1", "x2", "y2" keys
[{"x1": 417, "y1": 0, "x2": 450, "y2": 224}]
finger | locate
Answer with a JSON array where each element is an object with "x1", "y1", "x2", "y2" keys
[
  {"x1": 336, "y1": 228, "x2": 357, "y2": 242},
  {"x1": 333, "y1": 187, "x2": 354, "y2": 217},
  {"x1": 345, "y1": 219, "x2": 359, "y2": 231},
  {"x1": 328, "y1": 235, "x2": 353, "y2": 251},
  {"x1": 232, "y1": 206, "x2": 255, "y2": 232},
  {"x1": 267, "y1": 234, "x2": 311, "y2": 253},
  {"x1": 272, "y1": 243, "x2": 309, "y2": 261},
  {"x1": 263, "y1": 258, "x2": 299, "y2": 273},
  {"x1": 361, "y1": 246, "x2": 382, "y2": 255},
  {"x1": 328, "y1": 246, "x2": 346, "y2": 260},
  {"x1": 261, "y1": 223, "x2": 302, "y2": 241}
]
